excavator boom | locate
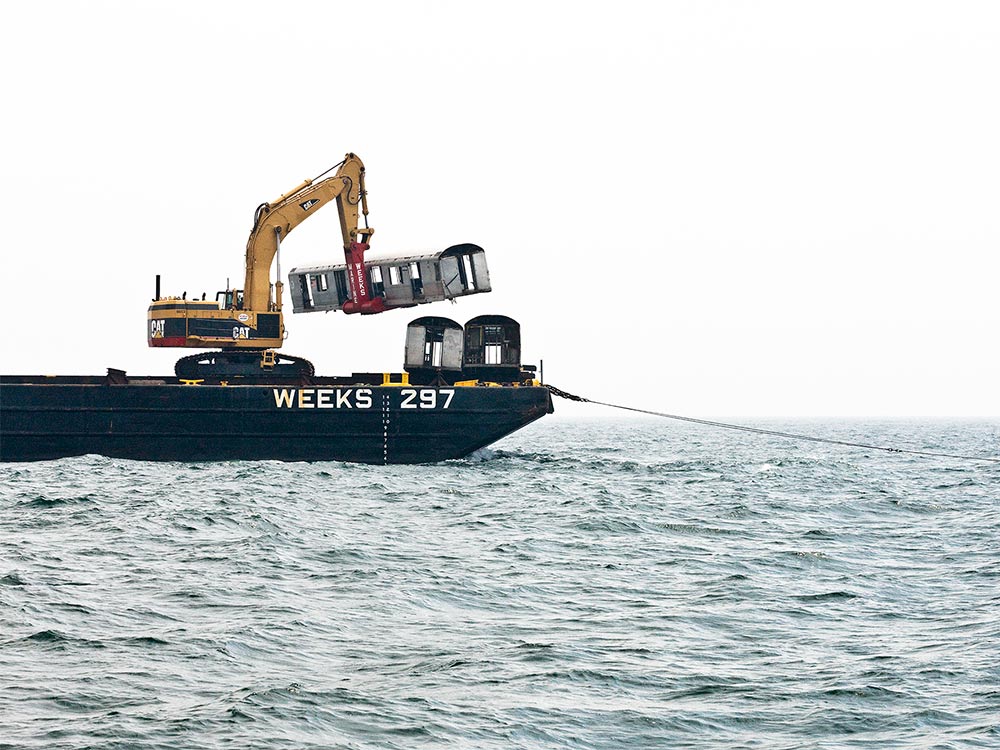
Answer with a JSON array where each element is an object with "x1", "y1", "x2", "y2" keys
[
  {"x1": 147, "y1": 153, "x2": 386, "y2": 358},
  {"x1": 243, "y1": 153, "x2": 376, "y2": 313}
]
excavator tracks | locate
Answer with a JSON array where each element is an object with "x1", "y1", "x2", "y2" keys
[{"x1": 174, "y1": 351, "x2": 315, "y2": 381}]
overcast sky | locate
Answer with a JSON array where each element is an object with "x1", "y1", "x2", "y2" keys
[{"x1": 1, "y1": 1, "x2": 997, "y2": 417}]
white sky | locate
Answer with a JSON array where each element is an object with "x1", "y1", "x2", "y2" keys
[{"x1": 1, "y1": 1, "x2": 997, "y2": 417}]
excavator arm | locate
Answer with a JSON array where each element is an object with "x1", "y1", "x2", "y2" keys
[
  {"x1": 242, "y1": 153, "x2": 384, "y2": 315},
  {"x1": 148, "y1": 153, "x2": 401, "y2": 364}
]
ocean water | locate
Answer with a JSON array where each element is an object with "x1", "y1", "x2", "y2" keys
[{"x1": 1, "y1": 417, "x2": 998, "y2": 749}]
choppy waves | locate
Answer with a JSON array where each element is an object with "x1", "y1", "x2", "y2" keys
[{"x1": 1, "y1": 418, "x2": 998, "y2": 748}]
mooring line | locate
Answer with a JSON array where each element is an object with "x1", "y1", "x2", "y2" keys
[{"x1": 545, "y1": 385, "x2": 1000, "y2": 464}]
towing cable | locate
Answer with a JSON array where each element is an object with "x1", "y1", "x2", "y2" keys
[{"x1": 544, "y1": 385, "x2": 1000, "y2": 465}]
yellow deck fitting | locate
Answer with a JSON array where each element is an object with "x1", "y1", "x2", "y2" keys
[{"x1": 381, "y1": 372, "x2": 410, "y2": 386}]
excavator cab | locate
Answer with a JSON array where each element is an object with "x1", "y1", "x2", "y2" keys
[{"x1": 216, "y1": 289, "x2": 244, "y2": 310}]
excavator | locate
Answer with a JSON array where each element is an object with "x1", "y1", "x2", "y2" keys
[{"x1": 148, "y1": 154, "x2": 407, "y2": 380}]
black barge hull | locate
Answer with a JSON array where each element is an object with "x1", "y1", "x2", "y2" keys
[{"x1": 0, "y1": 375, "x2": 553, "y2": 464}]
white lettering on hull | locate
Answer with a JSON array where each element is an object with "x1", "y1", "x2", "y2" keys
[
  {"x1": 273, "y1": 389, "x2": 295, "y2": 407},
  {"x1": 272, "y1": 388, "x2": 453, "y2": 409}
]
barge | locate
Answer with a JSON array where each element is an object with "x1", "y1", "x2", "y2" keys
[
  {"x1": 0, "y1": 373, "x2": 552, "y2": 464},
  {"x1": 1, "y1": 155, "x2": 555, "y2": 464},
  {"x1": 0, "y1": 316, "x2": 553, "y2": 464}
]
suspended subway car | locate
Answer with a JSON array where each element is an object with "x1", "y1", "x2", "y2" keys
[{"x1": 288, "y1": 243, "x2": 490, "y2": 314}]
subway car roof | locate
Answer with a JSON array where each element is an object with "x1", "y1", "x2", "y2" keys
[
  {"x1": 466, "y1": 314, "x2": 520, "y2": 327},
  {"x1": 290, "y1": 244, "x2": 485, "y2": 275},
  {"x1": 408, "y1": 316, "x2": 463, "y2": 330}
]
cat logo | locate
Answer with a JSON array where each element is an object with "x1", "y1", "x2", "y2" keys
[
  {"x1": 150, "y1": 319, "x2": 165, "y2": 338},
  {"x1": 300, "y1": 199, "x2": 319, "y2": 211}
]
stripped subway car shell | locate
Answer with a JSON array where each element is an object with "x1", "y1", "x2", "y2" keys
[
  {"x1": 404, "y1": 317, "x2": 466, "y2": 385},
  {"x1": 289, "y1": 243, "x2": 491, "y2": 314}
]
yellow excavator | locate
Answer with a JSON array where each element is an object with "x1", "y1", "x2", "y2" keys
[{"x1": 148, "y1": 154, "x2": 390, "y2": 379}]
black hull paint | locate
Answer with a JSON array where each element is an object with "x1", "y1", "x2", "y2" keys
[{"x1": 0, "y1": 377, "x2": 553, "y2": 464}]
